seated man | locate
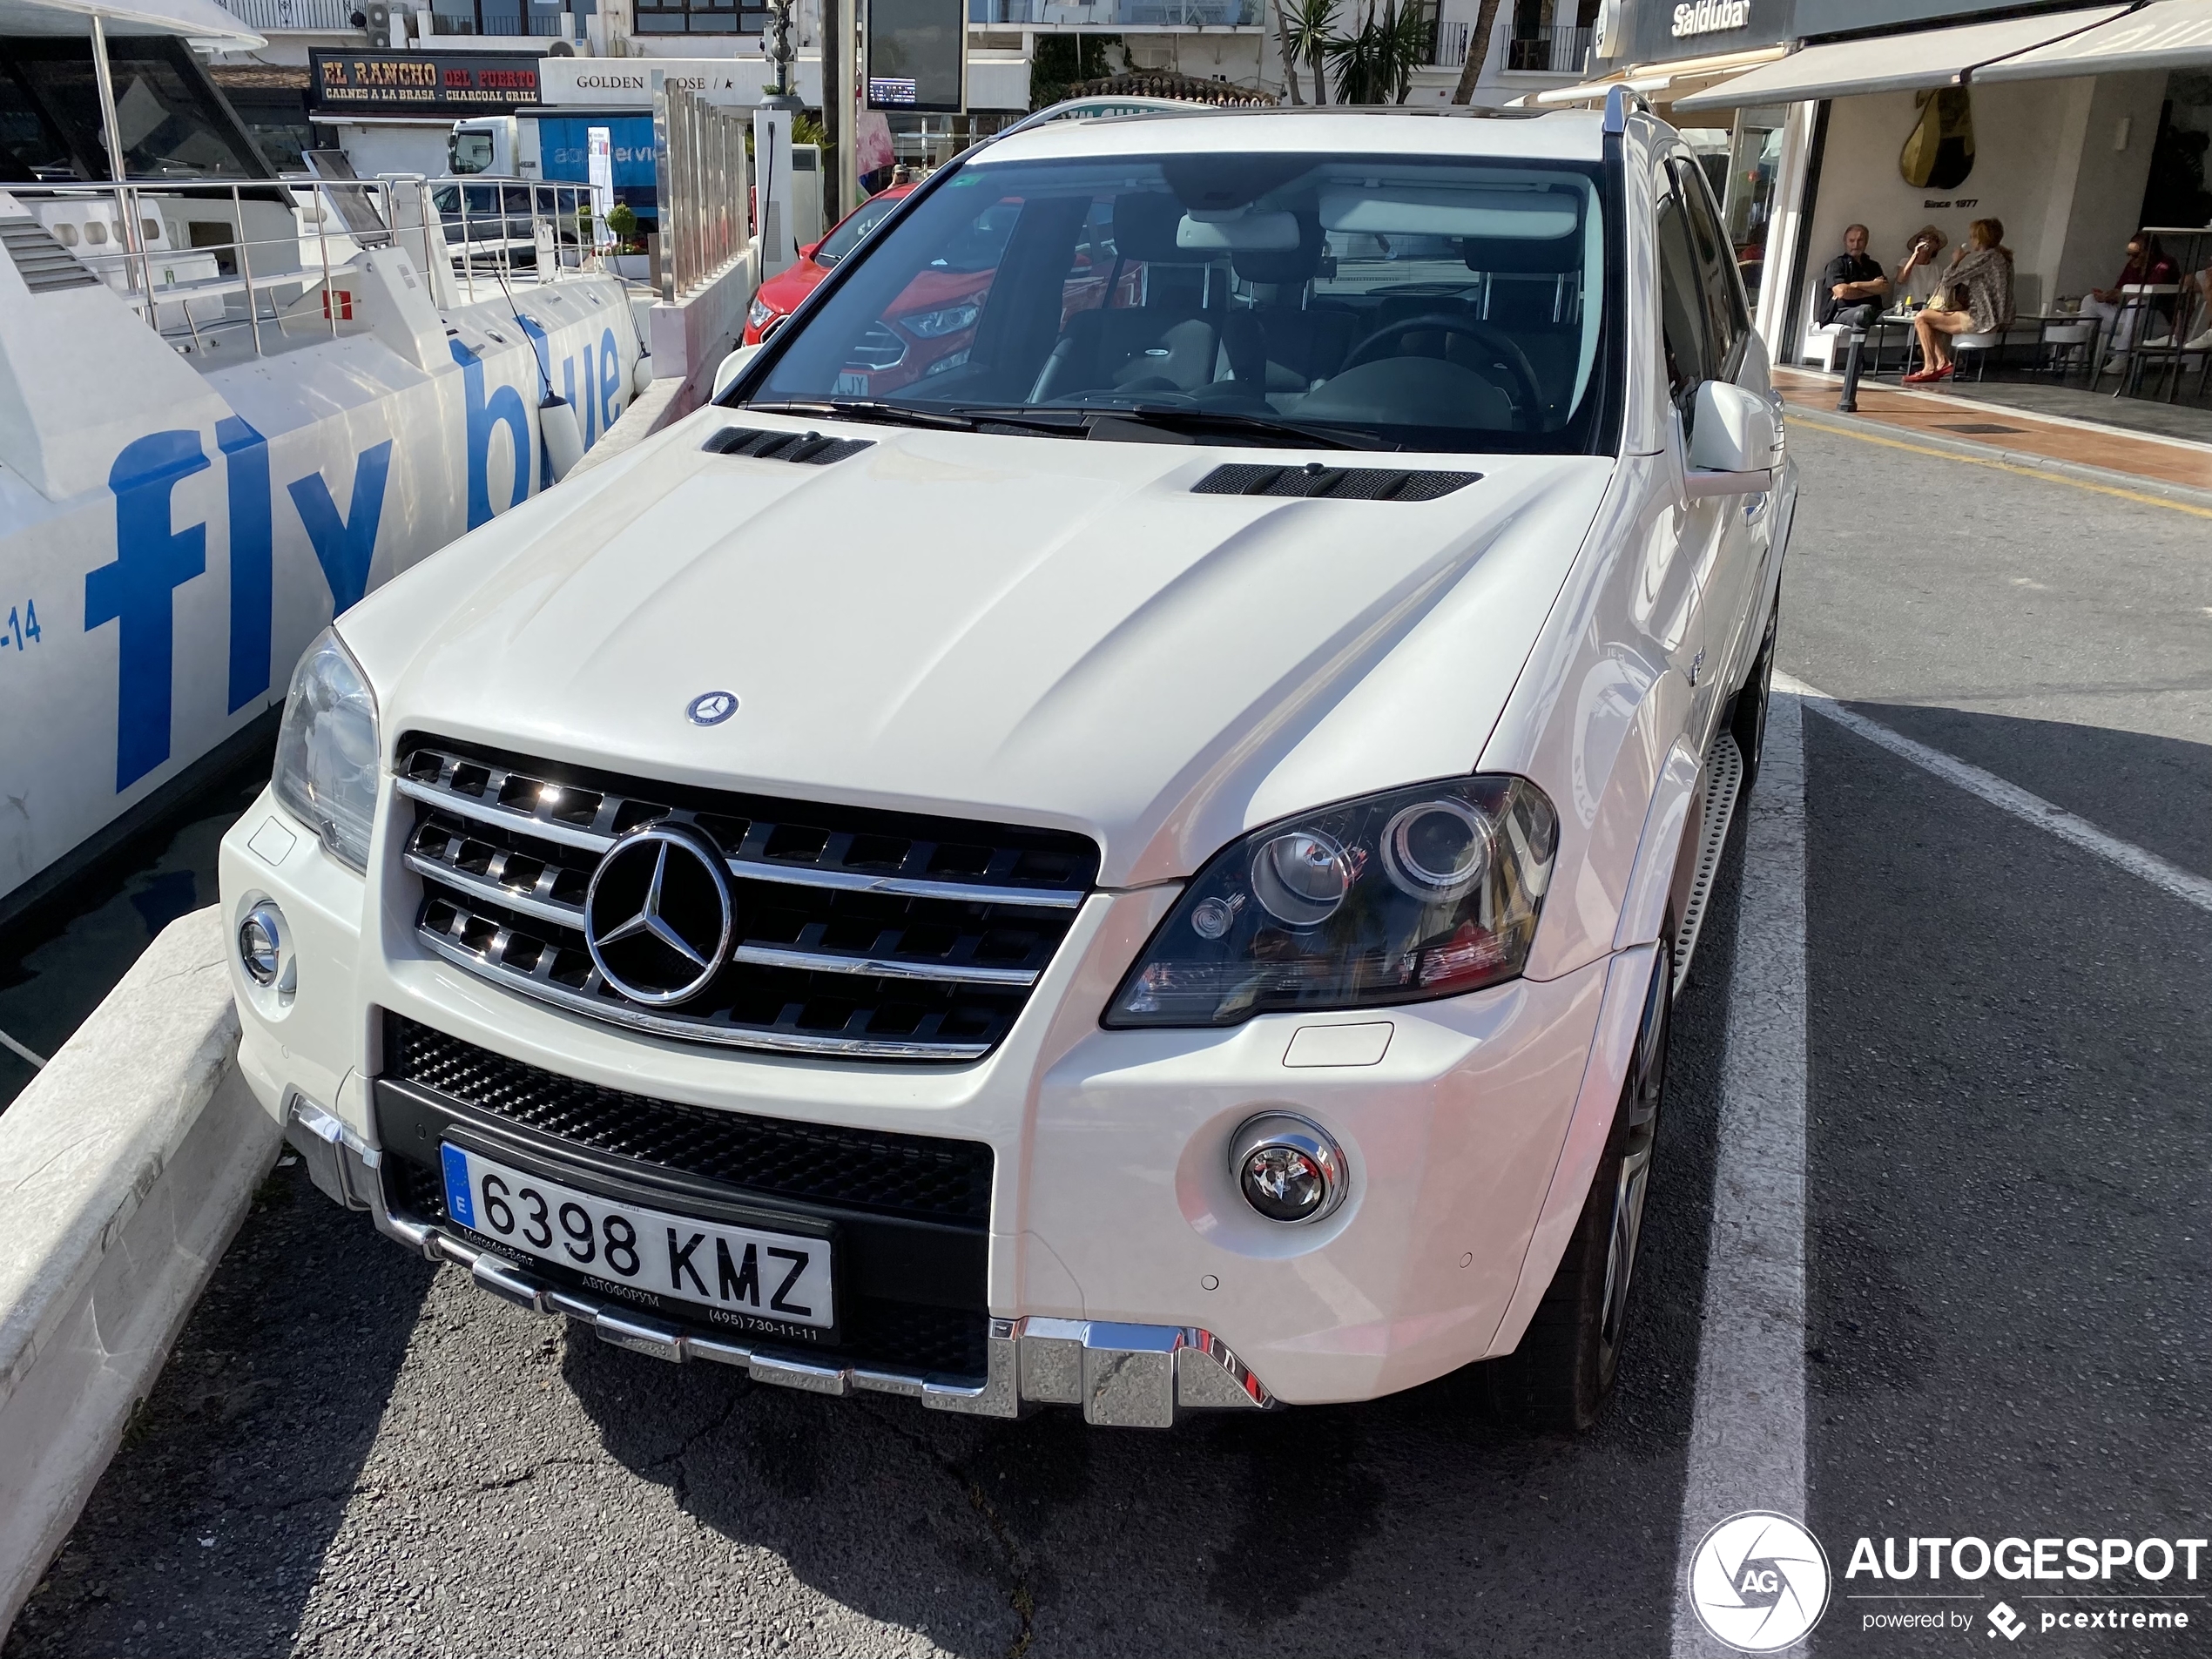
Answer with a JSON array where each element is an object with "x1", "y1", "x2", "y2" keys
[
  {"x1": 2081, "y1": 232, "x2": 2178, "y2": 367},
  {"x1": 1817, "y1": 224, "x2": 1891, "y2": 334}
]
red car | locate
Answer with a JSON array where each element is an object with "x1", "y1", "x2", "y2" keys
[
  {"x1": 745, "y1": 188, "x2": 1140, "y2": 398},
  {"x1": 743, "y1": 184, "x2": 915, "y2": 347}
]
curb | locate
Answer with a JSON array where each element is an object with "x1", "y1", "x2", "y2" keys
[
  {"x1": 0, "y1": 908, "x2": 277, "y2": 1638},
  {"x1": 1783, "y1": 407, "x2": 2212, "y2": 514}
]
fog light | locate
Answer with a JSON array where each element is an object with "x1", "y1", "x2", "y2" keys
[
  {"x1": 239, "y1": 902, "x2": 293, "y2": 994},
  {"x1": 1230, "y1": 1113, "x2": 1346, "y2": 1224}
]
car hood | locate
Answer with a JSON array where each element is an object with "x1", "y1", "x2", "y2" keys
[
  {"x1": 755, "y1": 258, "x2": 826, "y2": 312},
  {"x1": 346, "y1": 413, "x2": 1615, "y2": 888}
]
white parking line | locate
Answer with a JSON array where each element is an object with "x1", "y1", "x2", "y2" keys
[
  {"x1": 1777, "y1": 673, "x2": 2212, "y2": 917},
  {"x1": 1670, "y1": 691, "x2": 1810, "y2": 1658}
]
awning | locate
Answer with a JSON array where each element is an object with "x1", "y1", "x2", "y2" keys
[
  {"x1": 1509, "y1": 45, "x2": 1790, "y2": 109},
  {"x1": 1975, "y1": 0, "x2": 2212, "y2": 81},
  {"x1": 0, "y1": 0, "x2": 265, "y2": 47},
  {"x1": 1671, "y1": 4, "x2": 2125, "y2": 111}
]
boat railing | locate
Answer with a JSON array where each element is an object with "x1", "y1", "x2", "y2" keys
[{"x1": 3, "y1": 175, "x2": 630, "y2": 359}]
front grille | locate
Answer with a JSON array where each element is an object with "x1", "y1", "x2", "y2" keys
[
  {"x1": 397, "y1": 737, "x2": 1097, "y2": 1062},
  {"x1": 1193, "y1": 463, "x2": 1483, "y2": 502},
  {"x1": 387, "y1": 1160, "x2": 990, "y2": 1376},
  {"x1": 386, "y1": 1014, "x2": 993, "y2": 1224},
  {"x1": 845, "y1": 320, "x2": 907, "y2": 370}
]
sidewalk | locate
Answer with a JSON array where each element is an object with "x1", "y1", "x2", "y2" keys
[{"x1": 1770, "y1": 367, "x2": 2212, "y2": 503}]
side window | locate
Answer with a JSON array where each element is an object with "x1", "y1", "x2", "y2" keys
[
  {"x1": 1655, "y1": 189, "x2": 1713, "y2": 400},
  {"x1": 1673, "y1": 159, "x2": 1750, "y2": 373}
]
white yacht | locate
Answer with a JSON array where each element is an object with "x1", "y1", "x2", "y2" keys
[{"x1": 0, "y1": 0, "x2": 647, "y2": 913}]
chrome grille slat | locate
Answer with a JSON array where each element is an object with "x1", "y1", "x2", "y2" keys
[
  {"x1": 405, "y1": 830, "x2": 1048, "y2": 989},
  {"x1": 395, "y1": 775, "x2": 615, "y2": 853},
  {"x1": 397, "y1": 738, "x2": 1096, "y2": 1062},
  {"x1": 415, "y1": 918, "x2": 993, "y2": 1061}
]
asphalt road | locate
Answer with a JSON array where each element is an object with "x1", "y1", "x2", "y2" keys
[{"x1": 8, "y1": 420, "x2": 2210, "y2": 1659}]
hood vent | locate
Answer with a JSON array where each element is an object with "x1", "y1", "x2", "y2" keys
[
  {"x1": 1194, "y1": 463, "x2": 1481, "y2": 502},
  {"x1": 704, "y1": 426, "x2": 875, "y2": 466},
  {"x1": 0, "y1": 218, "x2": 99, "y2": 294}
]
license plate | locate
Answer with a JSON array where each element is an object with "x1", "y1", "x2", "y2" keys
[
  {"x1": 440, "y1": 1143, "x2": 833, "y2": 1330},
  {"x1": 833, "y1": 370, "x2": 870, "y2": 395}
]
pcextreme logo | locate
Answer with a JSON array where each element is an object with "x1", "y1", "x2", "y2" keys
[{"x1": 1689, "y1": 1512, "x2": 1831, "y2": 1652}]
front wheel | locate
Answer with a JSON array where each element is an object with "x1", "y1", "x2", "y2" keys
[{"x1": 1488, "y1": 940, "x2": 1671, "y2": 1431}]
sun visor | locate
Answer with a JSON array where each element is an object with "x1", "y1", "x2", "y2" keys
[
  {"x1": 1175, "y1": 209, "x2": 1300, "y2": 253},
  {"x1": 1318, "y1": 187, "x2": 1581, "y2": 240}
]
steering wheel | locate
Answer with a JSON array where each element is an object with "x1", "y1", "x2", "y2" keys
[{"x1": 1340, "y1": 315, "x2": 1545, "y2": 422}]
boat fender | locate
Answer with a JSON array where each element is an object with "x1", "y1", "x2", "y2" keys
[
  {"x1": 540, "y1": 391, "x2": 585, "y2": 482},
  {"x1": 632, "y1": 353, "x2": 655, "y2": 395}
]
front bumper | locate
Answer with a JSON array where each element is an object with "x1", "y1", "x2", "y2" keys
[{"x1": 287, "y1": 1096, "x2": 1266, "y2": 1427}]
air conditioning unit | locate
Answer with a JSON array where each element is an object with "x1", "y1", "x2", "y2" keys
[{"x1": 364, "y1": 0, "x2": 391, "y2": 38}]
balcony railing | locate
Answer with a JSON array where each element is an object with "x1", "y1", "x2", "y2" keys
[
  {"x1": 214, "y1": 0, "x2": 355, "y2": 29},
  {"x1": 1426, "y1": 17, "x2": 1468, "y2": 67},
  {"x1": 428, "y1": 0, "x2": 570, "y2": 34},
  {"x1": 1504, "y1": 23, "x2": 1591, "y2": 74},
  {"x1": 968, "y1": 0, "x2": 1258, "y2": 24}
]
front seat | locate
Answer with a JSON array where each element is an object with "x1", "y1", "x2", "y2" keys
[
  {"x1": 1028, "y1": 192, "x2": 1218, "y2": 402},
  {"x1": 1220, "y1": 212, "x2": 1357, "y2": 392}
]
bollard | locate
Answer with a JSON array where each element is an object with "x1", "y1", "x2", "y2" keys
[{"x1": 1838, "y1": 327, "x2": 1867, "y2": 413}]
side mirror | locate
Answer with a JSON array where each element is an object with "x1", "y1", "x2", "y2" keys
[
  {"x1": 798, "y1": 240, "x2": 822, "y2": 260},
  {"x1": 711, "y1": 343, "x2": 762, "y2": 401},
  {"x1": 1683, "y1": 380, "x2": 1780, "y2": 496}
]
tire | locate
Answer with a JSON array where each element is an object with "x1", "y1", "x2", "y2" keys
[
  {"x1": 1730, "y1": 597, "x2": 1778, "y2": 791},
  {"x1": 1489, "y1": 939, "x2": 1672, "y2": 1431}
]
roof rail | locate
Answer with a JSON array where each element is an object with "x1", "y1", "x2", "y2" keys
[
  {"x1": 1602, "y1": 84, "x2": 1653, "y2": 132},
  {"x1": 995, "y1": 94, "x2": 1221, "y2": 140}
]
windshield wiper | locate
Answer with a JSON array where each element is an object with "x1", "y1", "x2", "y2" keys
[
  {"x1": 741, "y1": 398, "x2": 983, "y2": 431},
  {"x1": 954, "y1": 404, "x2": 1397, "y2": 452}
]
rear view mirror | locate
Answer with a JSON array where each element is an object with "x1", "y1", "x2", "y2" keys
[{"x1": 1684, "y1": 380, "x2": 1780, "y2": 496}]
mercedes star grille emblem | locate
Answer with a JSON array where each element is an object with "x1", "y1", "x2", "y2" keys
[
  {"x1": 687, "y1": 691, "x2": 739, "y2": 726},
  {"x1": 583, "y1": 825, "x2": 735, "y2": 1006}
]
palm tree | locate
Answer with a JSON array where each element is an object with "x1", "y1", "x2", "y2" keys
[
  {"x1": 1269, "y1": 0, "x2": 1307, "y2": 103},
  {"x1": 1448, "y1": 0, "x2": 1506, "y2": 105},
  {"x1": 1325, "y1": 0, "x2": 1426, "y2": 105},
  {"x1": 1281, "y1": 0, "x2": 1335, "y2": 105}
]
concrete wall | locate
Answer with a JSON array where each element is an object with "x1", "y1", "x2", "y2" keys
[
  {"x1": 0, "y1": 911, "x2": 274, "y2": 1640},
  {"x1": 1799, "y1": 72, "x2": 2168, "y2": 334}
]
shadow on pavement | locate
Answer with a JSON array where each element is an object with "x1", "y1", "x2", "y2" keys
[
  {"x1": 2, "y1": 1162, "x2": 435, "y2": 1659},
  {"x1": 1837, "y1": 704, "x2": 2212, "y2": 884}
]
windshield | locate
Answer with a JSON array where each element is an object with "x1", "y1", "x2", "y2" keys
[
  {"x1": 814, "y1": 192, "x2": 904, "y2": 266},
  {"x1": 745, "y1": 152, "x2": 1615, "y2": 454}
]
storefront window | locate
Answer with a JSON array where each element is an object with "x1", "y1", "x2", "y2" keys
[{"x1": 1721, "y1": 105, "x2": 1789, "y2": 311}]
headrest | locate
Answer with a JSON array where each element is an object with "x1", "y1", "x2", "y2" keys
[
  {"x1": 1112, "y1": 192, "x2": 1211, "y2": 265},
  {"x1": 1231, "y1": 209, "x2": 1325, "y2": 287},
  {"x1": 1467, "y1": 230, "x2": 1581, "y2": 275}
]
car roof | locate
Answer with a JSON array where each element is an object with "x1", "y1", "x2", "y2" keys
[{"x1": 980, "y1": 106, "x2": 1608, "y2": 167}]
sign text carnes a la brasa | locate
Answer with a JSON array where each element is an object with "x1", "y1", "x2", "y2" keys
[{"x1": 309, "y1": 50, "x2": 543, "y2": 113}]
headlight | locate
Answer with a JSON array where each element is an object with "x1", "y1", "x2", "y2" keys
[
  {"x1": 1106, "y1": 776, "x2": 1557, "y2": 1028},
  {"x1": 902, "y1": 302, "x2": 980, "y2": 339},
  {"x1": 747, "y1": 294, "x2": 779, "y2": 331},
  {"x1": 272, "y1": 628, "x2": 381, "y2": 873}
]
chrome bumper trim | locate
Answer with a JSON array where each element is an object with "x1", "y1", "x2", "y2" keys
[{"x1": 334, "y1": 1135, "x2": 1270, "y2": 1426}]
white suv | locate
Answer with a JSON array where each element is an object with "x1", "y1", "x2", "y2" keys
[{"x1": 221, "y1": 96, "x2": 1792, "y2": 1431}]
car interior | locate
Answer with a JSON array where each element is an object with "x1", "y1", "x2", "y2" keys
[{"x1": 756, "y1": 155, "x2": 1609, "y2": 448}]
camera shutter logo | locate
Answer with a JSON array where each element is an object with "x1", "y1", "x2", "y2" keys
[{"x1": 1688, "y1": 1512, "x2": 1831, "y2": 1652}]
